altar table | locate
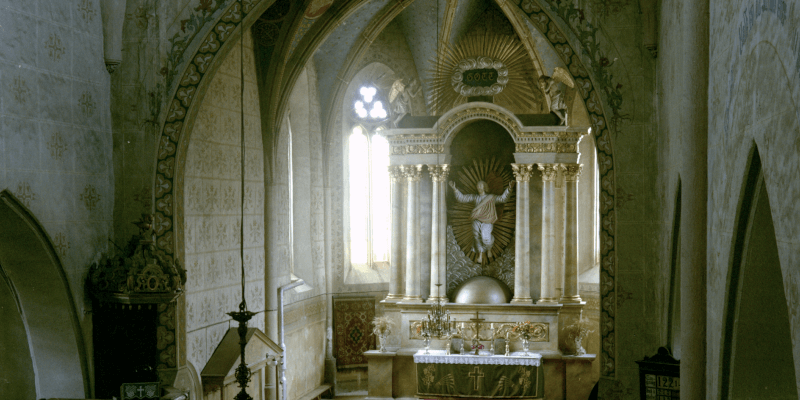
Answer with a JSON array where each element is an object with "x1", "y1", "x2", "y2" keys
[{"x1": 413, "y1": 350, "x2": 544, "y2": 399}]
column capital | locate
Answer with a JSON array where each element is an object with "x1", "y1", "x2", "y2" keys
[
  {"x1": 537, "y1": 163, "x2": 562, "y2": 182},
  {"x1": 427, "y1": 164, "x2": 450, "y2": 182},
  {"x1": 511, "y1": 163, "x2": 535, "y2": 182},
  {"x1": 401, "y1": 164, "x2": 424, "y2": 181},
  {"x1": 388, "y1": 165, "x2": 405, "y2": 182},
  {"x1": 562, "y1": 164, "x2": 583, "y2": 182}
]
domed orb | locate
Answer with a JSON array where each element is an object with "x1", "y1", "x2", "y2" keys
[{"x1": 453, "y1": 276, "x2": 512, "y2": 304}]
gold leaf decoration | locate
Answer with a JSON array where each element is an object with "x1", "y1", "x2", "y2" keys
[{"x1": 427, "y1": 34, "x2": 538, "y2": 115}]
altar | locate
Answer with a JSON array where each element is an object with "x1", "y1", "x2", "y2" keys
[
  {"x1": 362, "y1": 102, "x2": 598, "y2": 400},
  {"x1": 414, "y1": 350, "x2": 543, "y2": 399}
]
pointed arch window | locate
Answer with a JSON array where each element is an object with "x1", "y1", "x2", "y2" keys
[{"x1": 347, "y1": 85, "x2": 391, "y2": 277}]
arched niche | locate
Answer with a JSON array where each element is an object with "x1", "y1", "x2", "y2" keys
[
  {"x1": 0, "y1": 190, "x2": 88, "y2": 399},
  {"x1": 721, "y1": 148, "x2": 798, "y2": 399}
]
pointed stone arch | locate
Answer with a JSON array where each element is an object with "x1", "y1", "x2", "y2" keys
[
  {"x1": 719, "y1": 145, "x2": 798, "y2": 399},
  {"x1": 153, "y1": 0, "x2": 619, "y2": 377},
  {"x1": 0, "y1": 190, "x2": 89, "y2": 399}
]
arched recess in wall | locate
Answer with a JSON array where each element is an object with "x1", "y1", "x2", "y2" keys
[
  {"x1": 154, "y1": 0, "x2": 618, "y2": 377},
  {"x1": 0, "y1": 190, "x2": 89, "y2": 399},
  {"x1": 719, "y1": 146, "x2": 798, "y2": 399}
]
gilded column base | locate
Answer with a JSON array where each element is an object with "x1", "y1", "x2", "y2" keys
[
  {"x1": 426, "y1": 296, "x2": 448, "y2": 303},
  {"x1": 510, "y1": 297, "x2": 533, "y2": 304},
  {"x1": 536, "y1": 298, "x2": 559, "y2": 305},
  {"x1": 401, "y1": 295, "x2": 423, "y2": 303},
  {"x1": 384, "y1": 294, "x2": 405, "y2": 302},
  {"x1": 559, "y1": 296, "x2": 583, "y2": 304}
]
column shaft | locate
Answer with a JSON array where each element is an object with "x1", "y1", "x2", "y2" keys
[
  {"x1": 562, "y1": 164, "x2": 582, "y2": 303},
  {"x1": 439, "y1": 174, "x2": 447, "y2": 296},
  {"x1": 680, "y1": 0, "x2": 708, "y2": 397},
  {"x1": 403, "y1": 165, "x2": 423, "y2": 302},
  {"x1": 511, "y1": 164, "x2": 533, "y2": 304},
  {"x1": 428, "y1": 165, "x2": 449, "y2": 302},
  {"x1": 386, "y1": 166, "x2": 405, "y2": 301},
  {"x1": 538, "y1": 164, "x2": 559, "y2": 304}
]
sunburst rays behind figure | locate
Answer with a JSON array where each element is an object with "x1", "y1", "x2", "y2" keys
[
  {"x1": 427, "y1": 34, "x2": 537, "y2": 115},
  {"x1": 449, "y1": 158, "x2": 516, "y2": 264}
]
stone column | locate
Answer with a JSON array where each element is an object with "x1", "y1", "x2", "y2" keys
[
  {"x1": 561, "y1": 164, "x2": 583, "y2": 303},
  {"x1": 427, "y1": 164, "x2": 450, "y2": 302},
  {"x1": 681, "y1": 0, "x2": 708, "y2": 397},
  {"x1": 385, "y1": 166, "x2": 405, "y2": 301},
  {"x1": 403, "y1": 165, "x2": 423, "y2": 302},
  {"x1": 537, "y1": 164, "x2": 560, "y2": 304},
  {"x1": 511, "y1": 164, "x2": 533, "y2": 304}
]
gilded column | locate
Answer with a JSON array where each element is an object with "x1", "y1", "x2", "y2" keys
[
  {"x1": 403, "y1": 165, "x2": 423, "y2": 302},
  {"x1": 427, "y1": 164, "x2": 450, "y2": 302},
  {"x1": 510, "y1": 164, "x2": 533, "y2": 304},
  {"x1": 385, "y1": 166, "x2": 405, "y2": 301},
  {"x1": 537, "y1": 163, "x2": 560, "y2": 304},
  {"x1": 561, "y1": 164, "x2": 583, "y2": 303}
]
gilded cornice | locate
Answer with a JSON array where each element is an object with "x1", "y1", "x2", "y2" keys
[{"x1": 391, "y1": 144, "x2": 444, "y2": 155}]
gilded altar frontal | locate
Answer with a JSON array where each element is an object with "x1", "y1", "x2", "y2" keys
[{"x1": 1, "y1": 0, "x2": 799, "y2": 399}]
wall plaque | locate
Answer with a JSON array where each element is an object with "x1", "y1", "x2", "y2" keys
[{"x1": 463, "y1": 68, "x2": 498, "y2": 87}]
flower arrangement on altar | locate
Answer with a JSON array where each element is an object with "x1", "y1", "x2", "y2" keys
[
  {"x1": 372, "y1": 316, "x2": 394, "y2": 336},
  {"x1": 565, "y1": 318, "x2": 594, "y2": 356},
  {"x1": 372, "y1": 316, "x2": 394, "y2": 352}
]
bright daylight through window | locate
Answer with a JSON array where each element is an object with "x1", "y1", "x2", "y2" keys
[{"x1": 348, "y1": 86, "x2": 391, "y2": 277}]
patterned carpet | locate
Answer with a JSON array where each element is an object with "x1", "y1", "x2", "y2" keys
[{"x1": 333, "y1": 297, "x2": 375, "y2": 369}]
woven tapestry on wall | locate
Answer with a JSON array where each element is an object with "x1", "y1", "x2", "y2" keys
[{"x1": 333, "y1": 297, "x2": 375, "y2": 369}]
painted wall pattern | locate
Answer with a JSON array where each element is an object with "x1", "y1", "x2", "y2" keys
[
  {"x1": 0, "y1": 0, "x2": 113, "y2": 363},
  {"x1": 183, "y1": 30, "x2": 266, "y2": 372}
]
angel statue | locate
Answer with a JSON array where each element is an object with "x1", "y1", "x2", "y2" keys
[
  {"x1": 449, "y1": 180, "x2": 514, "y2": 264},
  {"x1": 538, "y1": 67, "x2": 575, "y2": 125},
  {"x1": 388, "y1": 78, "x2": 421, "y2": 126}
]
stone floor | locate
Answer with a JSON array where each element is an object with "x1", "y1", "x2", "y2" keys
[{"x1": 334, "y1": 367, "x2": 368, "y2": 398}]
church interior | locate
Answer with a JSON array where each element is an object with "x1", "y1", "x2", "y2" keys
[{"x1": 0, "y1": 0, "x2": 799, "y2": 399}]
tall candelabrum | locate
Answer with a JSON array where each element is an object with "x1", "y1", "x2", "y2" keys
[{"x1": 420, "y1": 284, "x2": 451, "y2": 353}]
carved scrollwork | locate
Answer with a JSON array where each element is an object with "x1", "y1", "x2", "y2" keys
[
  {"x1": 562, "y1": 164, "x2": 583, "y2": 182},
  {"x1": 511, "y1": 164, "x2": 535, "y2": 182},
  {"x1": 391, "y1": 144, "x2": 444, "y2": 155},
  {"x1": 515, "y1": 143, "x2": 577, "y2": 153},
  {"x1": 89, "y1": 214, "x2": 186, "y2": 304},
  {"x1": 401, "y1": 164, "x2": 424, "y2": 181},
  {"x1": 427, "y1": 164, "x2": 451, "y2": 182},
  {"x1": 537, "y1": 164, "x2": 559, "y2": 182}
]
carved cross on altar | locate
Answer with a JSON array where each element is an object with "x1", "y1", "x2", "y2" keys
[{"x1": 468, "y1": 366, "x2": 484, "y2": 390}]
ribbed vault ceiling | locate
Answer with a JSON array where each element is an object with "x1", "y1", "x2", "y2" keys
[{"x1": 311, "y1": 0, "x2": 567, "y2": 117}]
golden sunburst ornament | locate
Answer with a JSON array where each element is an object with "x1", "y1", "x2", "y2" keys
[
  {"x1": 427, "y1": 34, "x2": 536, "y2": 115},
  {"x1": 449, "y1": 158, "x2": 516, "y2": 263}
]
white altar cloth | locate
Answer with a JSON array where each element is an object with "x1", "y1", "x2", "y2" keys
[{"x1": 412, "y1": 349, "x2": 541, "y2": 366}]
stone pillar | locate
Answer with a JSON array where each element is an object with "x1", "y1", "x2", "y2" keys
[
  {"x1": 403, "y1": 165, "x2": 423, "y2": 302},
  {"x1": 385, "y1": 166, "x2": 405, "y2": 301},
  {"x1": 427, "y1": 164, "x2": 449, "y2": 302},
  {"x1": 511, "y1": 164, "x2": 533, "y2": 304},
  {"x1": 681, "y1": 0, "x2": 708, "y2": 397},
  {"x1": 561, "y1": 164, "x2": 583, "y2": 303},
  {"x1": 537, "y1": 164, "x2": 560, "y2": 304}
]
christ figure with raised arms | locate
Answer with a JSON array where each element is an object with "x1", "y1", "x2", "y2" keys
[{"x1": 449, "y1": 180, "x2": 514, "y2": 263}]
